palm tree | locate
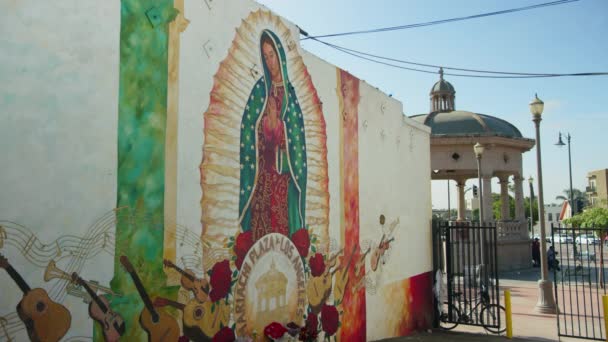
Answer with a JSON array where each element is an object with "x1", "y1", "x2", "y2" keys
[{"x1": 556, "y1": 188, "x2": 588, "y2": 214}]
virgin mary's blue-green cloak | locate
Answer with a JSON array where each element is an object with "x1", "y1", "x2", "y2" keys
[{"x1": 238, "y1": 30, "x2": 307, "y2": 237}]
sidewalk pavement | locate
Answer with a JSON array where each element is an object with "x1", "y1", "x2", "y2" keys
[
  {"x1": 384, "y1": 267, "x2": 603, "y2": 341},
  {"x1": 382, "y1": 330, "x2": 553, "y2": 341}
]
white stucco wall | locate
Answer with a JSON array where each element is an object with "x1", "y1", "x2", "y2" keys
[
  {"x1": 358, "y1": 83, "x2": 432, "y2": 341},
  {"x1": 0, "y1": 0, "x2": 432, "y2": 340},
  {"x1": 0, "y1": 1, "x2": 120, "y2": 340},
  {"x1": 176, "y1": 0, "x2": 432, "y2": 339}
]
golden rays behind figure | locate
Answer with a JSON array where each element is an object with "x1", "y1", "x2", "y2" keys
[{"x1": 200, "y1": 9, "x2": 330, "y2": 260}]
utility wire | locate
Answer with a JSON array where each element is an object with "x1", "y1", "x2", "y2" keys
[
  {"x1": 302, "y1": 0, "x2": 580, "y2": 40},
  {"x1": 309, "y1": 37, "x2": 608, "y2": 78},
  {"x1": 311, "y1": 39, "x2": 551, "y2": 79}
]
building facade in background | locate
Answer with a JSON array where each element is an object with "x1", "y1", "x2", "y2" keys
[{"x1": 587, "y1": 169, "x2": 608, "y2": 208}]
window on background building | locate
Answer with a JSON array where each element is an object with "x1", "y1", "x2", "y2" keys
[{"x1": 548, "y1": 213, "x2": 553, "y2": 222}]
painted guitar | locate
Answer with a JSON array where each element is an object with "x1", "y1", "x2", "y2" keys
[
  {"x1": 153, "y1": 296, "x2": 226, "y2": 342},
  {"x1": 370, "y1": 235, "x2": 395, "y2": 272},
  {"x1": 70, "y1": 272, "x2": 125, "y2": 342},
  {"x1": 163, "y1": 259, "x2": 209, "y2": 302},
  {"x1": 0, "y1": 254, "x2": 71, "y2": 342},
  {"x1": 354, "y1": 247, "x2": 371, "y2": 278},
  {"x1": 334, "y1": 246, "x2": 370, "y2": 302},
  {"x1": 306, "y1": 249, "x2": 342, "y2": 312},
  {"x1": 333, "y1": 246, "x2": 360, "y2": 303},
  {"x1": 120, "y1": 256, "x2": 180, "y2": 342},
  {"x1": 350, "y1": 247, "x2": 372, "y2": 295}
]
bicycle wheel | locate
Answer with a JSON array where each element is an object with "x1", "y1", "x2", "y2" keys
[
  {"x1": 480, "y1": 304, "x2": 506, "y2": 334},
  {"x1": 439, "y1": 303, "x2": 460, "y2": 330}
]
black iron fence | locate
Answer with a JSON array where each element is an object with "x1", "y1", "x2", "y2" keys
[
  {"x1": 552, "y1": 224, "x2": 608, "y2": 341},
  {"x1": 433, "y1": 221, "x2": 504, "y2": 333}
]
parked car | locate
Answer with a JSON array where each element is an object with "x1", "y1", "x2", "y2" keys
[
  {"x1": 558, "y1": 234, "x2": 574, "y2": 243},
  {"x1": 575, "y1": 234, "x2": 600, "y2": 245},
  {"x1": 576, "y1": 250, "x2": 596, "y2": 261}
]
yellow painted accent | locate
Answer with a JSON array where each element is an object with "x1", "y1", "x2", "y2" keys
[
  {"x1": 336, "y1": 69, "x2": 345, "y2": 247},
  {"x1": 164, "y1": 0, "x2": 190, "y2": 284},
  {"x1": 603, "y1": 295, "x2": 608, "y2": 342},
  {"x1": 505, "y1": 289, "x2": 513, "y2": 339}
]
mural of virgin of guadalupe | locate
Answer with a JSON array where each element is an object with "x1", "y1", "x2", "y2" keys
[{"x1": 238, "y1": 30, "x2": 307, "y2": 242}]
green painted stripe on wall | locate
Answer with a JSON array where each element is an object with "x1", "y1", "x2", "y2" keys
[{"x1": 109, "y1": 1, "x2": 179, "y2": 340}]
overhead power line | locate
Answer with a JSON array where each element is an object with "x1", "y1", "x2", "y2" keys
[
  {"x1": 302, "y1": 0, "x2": 580, "y2": 40},
  {"x1": 308, "y1": 37, "x2": 608, "y2": 79}
]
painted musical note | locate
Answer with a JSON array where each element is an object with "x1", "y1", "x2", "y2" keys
[
  {"x1": 22, "y1": 234, "x2": 37, "y2": 257},
  {"x1": 55, "y1": 241, "x2": 62, "y2": 257},
  {"x1": 0, "y1": 225, "x2": 6, "y2": 249},
  {"x1": 102, "y1": 233, "x2": 109, "y2": 249},
  {"x1": 0, "y1": 316, "x2": 12, "y2": 341}
]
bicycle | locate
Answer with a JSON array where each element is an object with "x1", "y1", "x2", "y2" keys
[{"x1": 438, "y1": 284, "x2": 506, "y2": 334}]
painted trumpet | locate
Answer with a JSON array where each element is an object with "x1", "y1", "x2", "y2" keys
[{"x1": 44, "y1": 260, "x2": 120, "y2": 297}]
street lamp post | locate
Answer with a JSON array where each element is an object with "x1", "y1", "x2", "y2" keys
[
  {"x1": 528, "y1": 176, "x2": 534, "y2": 234},
  {"x1": 556, "y1": 132, "x2": 574, "y2": 217},
  {"x1": 474, "y1": 143, "x2": 485, "y2": 226},
  {"x1": 474, "y1": 142, "x2": 487, "y2": 285},
  {"x1": 447, "y1": 180, "x2": 451, "y2": 221},
  {"x1": 530, "y1": 94, "x2": 557, "y2": 314}
]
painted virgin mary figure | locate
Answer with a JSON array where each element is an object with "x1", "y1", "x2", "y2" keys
[{"x1": 238, "y1": 30, "x2": 307, "y2": 241}]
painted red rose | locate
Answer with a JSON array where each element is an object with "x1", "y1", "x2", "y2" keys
[
  {"x1": 305, "y1": 313, "x2": 318, "y2": 336},
  {"x1": 264, "y1": 322, "x2": 287, "y2": 340},
  {"x1": 321, "y1": 304, "x2": 339, "y2": 336},
  {"x1": 299, "y1": 314, "x2": 318, "y2": 341},
  {"x1": 308, "y1": 253, "x2": 325, "y2": 277},
  {"x1": 291, "y1": 228, "x2": 310, "y2": 257},
  {"x1": 209, "y1": 260, "x2": 231, "y2": 302},
  {"x1": 212, "y1": 326, "x2": 235, "y2": 342},
  {"x1": 234, "y1": 231, "x2": 253, "y2": 269}
]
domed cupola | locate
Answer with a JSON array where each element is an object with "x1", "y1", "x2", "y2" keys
[{"x1": 430, "y1": 68, "x2": 455, "y2": 113}]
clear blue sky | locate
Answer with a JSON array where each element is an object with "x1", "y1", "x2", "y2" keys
[{"x1": 257, "y1": 0, "x2": 608, "y2": 209}]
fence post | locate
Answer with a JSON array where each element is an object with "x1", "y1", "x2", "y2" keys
[
  {"x1": 505, "y1": 289, "x2": 513, "y2": 339},
  {"x1": 603, "y1": 295, "x2": 608, "y2": 342}
]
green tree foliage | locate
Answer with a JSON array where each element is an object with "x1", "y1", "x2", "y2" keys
[
  {"x1": 556, "y1": 188, "x2": 588, "y2": 214},
  {"x1": 564, "y1": 207, "x2": 608, "y2": 288},
  {"x1": 525, "y1": 196, "x2": 539, "y2": 225},
  {"x1": 491, "y1": 193, "x2": 539, "y2": 224},
  {"x1": 564, "y1": 207, "x2": 608, "y2": 228}
]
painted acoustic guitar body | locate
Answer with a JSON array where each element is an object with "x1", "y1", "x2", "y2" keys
[
  {"x1": 120, "y1": 255, "x2": 180, "y2": 342},
  {"x1": 16, "y1": 289, "x2": 72, "y2": 342},
  {"x1": 1, "y1": 254, "x2": 71, "y2": 342},
  {"x1": 139, "y1": 307, "x2": 180, "y2": 342}
]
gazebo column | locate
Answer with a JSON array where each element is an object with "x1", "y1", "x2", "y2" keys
[
  {"x1": 499, "y1": 176, "x2": 510, "y2": 220},
  {"x1": 481, "y1": 176, "x2": 493, "y2": 223},
  {"x1": 513, "y1": 175, "x2": 525, "y2": 221},
  {"x1": 456, "y1": 179, "x2": 466, "y2": 221}
]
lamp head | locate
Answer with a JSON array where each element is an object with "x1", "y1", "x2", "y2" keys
[
  {"x1": 529, "y1": 93, "x2": 544, "y2": 117},
  {"x1": 555, "y1": 132, "x2": 566, "y2": 147},
  {"x1": 528, "y1": 175, "x2": 534, "y2": 184},
  {"x1": 473, "y1": 142, "x2": 485, "y2": 158}
]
